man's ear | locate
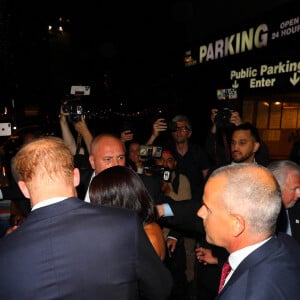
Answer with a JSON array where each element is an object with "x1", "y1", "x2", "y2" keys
[
  {"x1": 253, "y1": 142, "x2": 260, "y2": 153},
  {"x1": 89, "y1": 155, "x2": 95, "y2": 169},
  {"x1": 231, "y1": 214, "x2": 245, "y2": 237},
  {"x1": 73, "y1": 168, "x2": 80, "y2": 187},
  {"x1": 18, "y1": 181, "x2": 30, "y2": 199}
]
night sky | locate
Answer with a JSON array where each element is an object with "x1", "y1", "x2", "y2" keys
[{"x1": 0, "y1": 0, "x2": 296, "y2": 123}]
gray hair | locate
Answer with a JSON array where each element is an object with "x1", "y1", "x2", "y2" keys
[
  {"x1": 171, "y1": 115, "x2": 192, "y2": 130},
  {"x1": 210, "y1": 163, "x2": 282, "y2": 234},
  {"x1": 268, "y1": 160, "x2": 300, "y2": 190}
]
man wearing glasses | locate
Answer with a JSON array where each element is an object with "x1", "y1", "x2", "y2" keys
[{"x1": 146, "y1": 115, "x2": 210, "y2": 200}]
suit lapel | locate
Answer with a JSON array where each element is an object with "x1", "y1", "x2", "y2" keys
[
  {"x1": 220, "y1": 236, "x2": 278, "y2": 294},
  {"x1": 288, "y1": 203, "x2": 300, "y2": 244}
]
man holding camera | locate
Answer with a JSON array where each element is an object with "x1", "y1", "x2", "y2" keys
[
  {"x1": 205, "y1": 108, "x2": 270, "y2": 168},
  {"x1": 155, "y1": 148, "x2": 195, "y2": 299},
  {"x1": 146, "y1": 115, "x2": 210, "y2": 200}
]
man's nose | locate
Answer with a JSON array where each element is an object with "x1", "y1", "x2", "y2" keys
[
  {"x1": 295, "y1": 187, "x2": 300, "y2": 197},
  {"x1": 231, "y1": 143, "x2": 238, "y2": 150}
]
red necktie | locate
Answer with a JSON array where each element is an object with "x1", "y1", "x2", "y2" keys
[{"x1": 218, "y1": 260, "x2": 232, "y2": 293}]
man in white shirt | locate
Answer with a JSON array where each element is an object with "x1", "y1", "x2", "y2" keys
[
  {"x1": 197, "y1": 163, "x2": 300, "y2": 299},
  {"x1": 82, "y1": 133, "x2": 126, "y2": 202}
]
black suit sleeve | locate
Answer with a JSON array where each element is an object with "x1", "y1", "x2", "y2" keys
[{"x1": 159, "y1": 199, "x2": 205, "y2": 235}]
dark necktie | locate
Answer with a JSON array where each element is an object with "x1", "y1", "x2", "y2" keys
[{"x1": 218, "y1": 260, "x2": 232, "y2": 293}]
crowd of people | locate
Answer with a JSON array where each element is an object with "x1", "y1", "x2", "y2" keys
[{"x1": 0, "y1": 106, "x2": 300, "y2": 300}]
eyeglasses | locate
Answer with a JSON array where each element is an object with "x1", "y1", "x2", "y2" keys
[{"x1": 172, "y1": 126, "x2": 190, "y2": 133}]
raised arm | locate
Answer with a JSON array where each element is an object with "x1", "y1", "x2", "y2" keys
[
  {"x1": 73, "y1": 116, "x2": 93, "y2": 154},
  {"x1": 145, "y1": 118, "x2": 168, "y2": 145},
  {"x1": 59, "y1": 106, "x2": 77, "y2": 155}
]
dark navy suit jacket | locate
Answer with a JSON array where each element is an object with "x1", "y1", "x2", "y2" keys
[
  {"x1": 0, "y1": 197, "x2": 173, "y2": 300},
  {"x1": 276, "y1": 201, "x2": 300, "y2": 244},
  {"x1": 217, "y1": 233, "x2": 300, "y2": 300},
  {"x1": 288, "y1": 201, "x2": 300, "y2": 243}
]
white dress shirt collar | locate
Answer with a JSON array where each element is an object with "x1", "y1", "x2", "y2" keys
[{"x1": 31, "y1": 197, "x2": 67, "y2": 211}]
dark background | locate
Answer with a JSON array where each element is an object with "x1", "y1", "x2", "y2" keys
[{"x1": 0, "y1": 0, "x2": 298, "y2": 142}]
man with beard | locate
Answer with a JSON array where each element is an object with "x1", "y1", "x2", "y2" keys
[
  {"x1": 230, "y1": 122, "x2": 261, "y2": 165},
  {"x1": 205, "y1": 109, "x2": 269, "y2": 168}
]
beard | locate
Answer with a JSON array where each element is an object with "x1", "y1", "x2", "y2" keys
[{"x1": 232, "y1": 151, "x2": 254, "y2": 163}]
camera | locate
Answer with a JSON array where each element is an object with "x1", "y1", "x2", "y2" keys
[
  {"x1": 143, "y1": 164, "x2": 172, "y2": 182},
  {"x1": 70, "y1": 85, "x2": 91, "y2": 96},
  {"x1": 216, "y1": 88, "x2": 238, "y2": 100},
  {"x1": 0, "y1": 123, "x2": 12, "y2": 136},
  {"x1": 140, "y1": 145, "x2": 163, "y2": 160},
  {"x1": 139, "y1": 145, "x2": 171, "y2": 182},
  {"x1": 62, "y1": 98, "x2": 84, "y2": 123},
  {"x1": 215, "y1": 107, "x2": 233, "y2": 128}
]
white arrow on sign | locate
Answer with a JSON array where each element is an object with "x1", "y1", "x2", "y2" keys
[
  {"x1": 290, "y1": 72, "x2": 300, "y2": 86},
  {"x1": 232, "y1": 80, "x2": 239, "y2": 89}
]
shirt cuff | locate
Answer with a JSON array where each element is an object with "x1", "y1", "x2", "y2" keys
[{"x1": 163, "y1": 203, "x2": 174, "y2": 217}]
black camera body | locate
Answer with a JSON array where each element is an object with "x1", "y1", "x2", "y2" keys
[
  {"x1": 62, "y1": 98, "x2": 84, "y2": 123},
  {"x1": 139, "y1": 145, "x2": 171, "y2": 182},
  {"x1": 143, "y1": 164, "x2": 171, "y2": 182},
  {"x1": 215, "y1": 107, "x2": 233, "y2": 128}
]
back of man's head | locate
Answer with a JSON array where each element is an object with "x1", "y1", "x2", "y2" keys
[
  {"x1": 13, "y1": 136, "x2": 74, "y2": 183},
  {"x1": 13, "y1": 136, "x2": 77, "y2": 206}
]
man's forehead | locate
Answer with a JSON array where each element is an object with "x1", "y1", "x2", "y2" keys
[
  {"x1": 162, "y1": 151, "x2": 174, "y2": 158},
  {"x1": 176, "y1": 120, "x2": 187, "y2": 125},
  {"x1": 97, "y1": 137, "x2": 123, "y2": 148},
  {"x1": 286, "y1": 171, "x2": 300, "y2": 185},
  {"x1": 232, "y1": 130, "x2": 252, "y2": 139},
  {"x1": 97, "y1": 143, "x2": 124, "y2": 154}
]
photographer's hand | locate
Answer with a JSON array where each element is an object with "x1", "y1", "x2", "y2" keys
[
  {"x1": 120, "y1": 130, "x2": 134, "y2": 143},
  {"x1": 73, "y1": 116, "x2": 93, "y2": 154},
  {"x1": 161, "y1": 181, "x2": 172, "y2": 196},
  {"x1": 73, "y1": 117, "x2": 89, "y2": 135},
  {"x1": 229, "y1": 111, "x2": 243, "y2": 126},
  {"x1": 145, "y1": 118, "x2": 168, "y2": 145},
  {"x1": 59, "y1": 105, "x2": 77, "y2": 155}
]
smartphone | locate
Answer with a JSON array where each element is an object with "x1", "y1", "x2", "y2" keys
[
  {"x1": 0, "y1": 123, "x2": 12, "y2": 136},
  {"x1": 70, "y1": 85, "x2": 91, "y2": 96}
]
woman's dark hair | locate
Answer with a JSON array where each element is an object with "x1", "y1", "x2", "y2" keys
[{"x1": 89, "y1": 166, "x2": 155, "y2": 223}]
